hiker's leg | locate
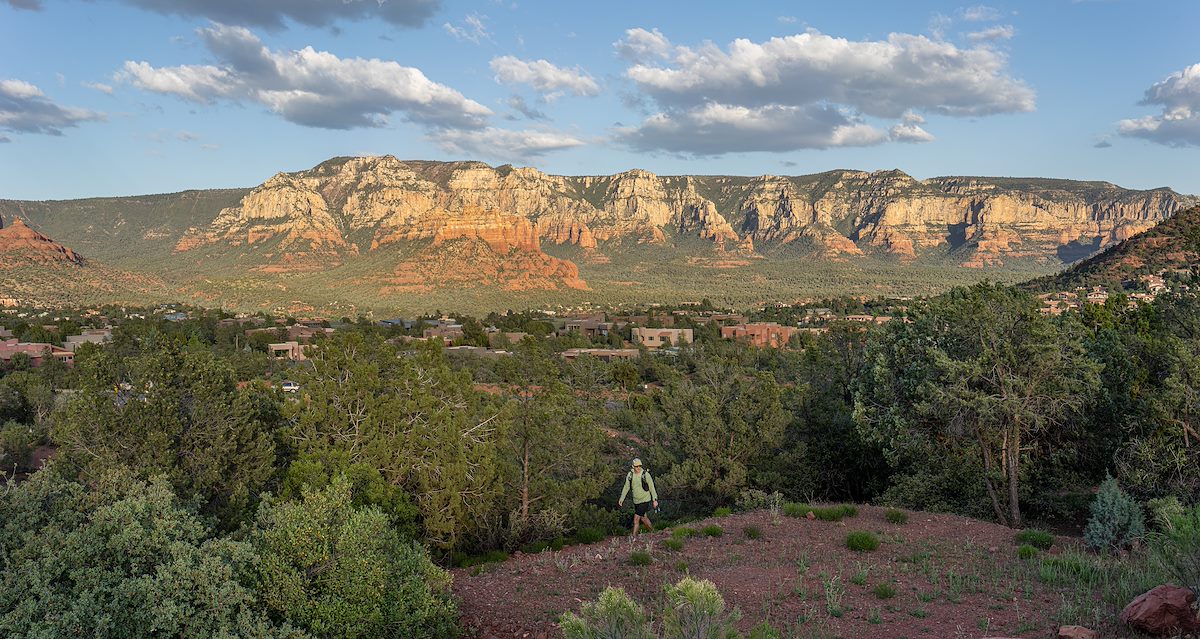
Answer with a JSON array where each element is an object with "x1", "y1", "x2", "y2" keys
[
  {"x1": 641, "y1": 515, "x2": 654, "y2": 532},
  {"x1": 631, "y1": 515, "x2": 641, "y2": 536}
]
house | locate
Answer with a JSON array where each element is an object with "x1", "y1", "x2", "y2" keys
[
  {"x1": 560, "y1": 348, "x2": 639, "y2": 362},
  {"x1": 844, "y1": 315, "x2": 875, "y2": 323},
  {"x1": 720, "y1": 323, "x2": 796, "y2": 348},
  {"x1": 163, "y1": 312, "x2": 189, "y2": 322},
  {"x1": 0, "y1": 339, "x2": 74, "y2": 367},
  {"x1": 423, "y1": 323, "x2": 464, "y2": 341},
  {"x1": 445, "y1": 345, "x2": 512, "y2": 359},
  {"x1": 246, "y1": 324, "x2": 335, "y2": 344},
  {"x1": 268, "y1": 341, "x2": 307, "y2": 362},
  {"x1": 562, "y1": 319, "x2": 613, "y2": 339},
  {"x1": 1086, "y1": 288, "x2": 1110, "y2": 304},
  {"x1": 63, "y1": 328, "x2": 113, "y2": 352},
  {"x1": 805, "y1": 308, "x2": 836, "y2": 322},
  {"x1": 488, "y1": 332, "x2": 528, "y2": 348},
  {"x1": 0, "y1": 328, "x2": 12, "y2": 339},
  {"x1": 631, "y1": 327, "x2": 693, "y2": 349}
]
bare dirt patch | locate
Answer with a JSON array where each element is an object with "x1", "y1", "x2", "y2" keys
[{"x1": 453, "y1": 505, "x2": 1074, "y2": 638}]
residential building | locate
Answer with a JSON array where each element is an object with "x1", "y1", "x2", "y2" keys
[
  {"x1": 720, "y1": 322, "x2": 796, "y2": 348},
  {"x1": 560, "y1": 348, "x2": 640, "y2": 362},
  {"x1": 631, "y1": 327, "x2": 693, "y2": 349},
  {"x1": 268, "y1": 341, "x2": 307, "y2": 362},
  {"x1": 0, "y1": 338, "x2": 74, "y2": 367},
  {"x1": 423, "y1": 323, "x2": 464, "y2": 341},
  {"x1": 63, "y1": 328, "x2": 113, "y2": 352},
  {"x1": 562, "y1": 319, "x2": 613, "y2": 339}
]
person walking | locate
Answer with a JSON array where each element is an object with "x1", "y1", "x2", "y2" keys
[{"x1": 617, "y1": 458, "x2": 658, "y2": 535}]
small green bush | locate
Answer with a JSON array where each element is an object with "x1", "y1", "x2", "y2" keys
[
  {"x1": 629, "y1": 550, "x2": 652, "y2": 566},
  {"x1": 674, "y1": 560, "x2": 689, "y2": 572},
  {"x1": 1152, "y1": 503, "x2": 1200, "y2": 595},
  {"x1": 846, "y1": 531, "x2": 880, "y2": 552},
  {"x1": 1148, "y1": 496, "x2": 1185, "y2": 532},
  {"x1": 743, "y1": 525, "x2": 762, "y2": 540},
  {"x1": 1017, "y1": 544, "x2": 1040, "y2": 559},
  {"x1": 702, "y1": 524, "x2": 724, "y2": 538},
  {"x1": 1015, "y1": 529, "x2": 1054, "y2": 550},
  {"x1": 713, "y1": 506, "x2": 732, "y2": 517},
  {"x1": 560, "y1": 586, "x2": 653, "y2": 639},
  {"x1": 671, "y1": 526, "x2": 698, "y2": 539},
  {"x1": 747, "y1": 621, "x2": 782, "y2": 639},
  {"x1": 575, "y1": 527, "x2": 605, "y2": 544},
  {"x1": 782, "y1": 502, "x2": 858, "y2": 521},
  {"x1": 1084, "y1": 477, "x2": 1145, "y2": 554},
  {"x1": 884, "y1": 509, "x2": 909, "y2": 524},
  {"x1": 661, "y1": 577, "x2": 741, "y2": 639},
  {"x1": 872, "y1": 582, "x2": 897, "y2": 599},
  {"x1": 663, "y1": 537, "x2": 684, "y2": 552},
  {"x1": 782, "y1": 502, "x2": 809, "y2": 518}
]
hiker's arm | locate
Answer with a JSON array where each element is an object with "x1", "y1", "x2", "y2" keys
[
  {"x1": 648, "y1": 474, "x2": 658, "y2": 502},
  {"x1": 618, "y1": 475, "x2": 629, "y2": 505}
]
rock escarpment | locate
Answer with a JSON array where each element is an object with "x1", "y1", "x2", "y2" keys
[{"x1": 177, "y1": 156, "x2": 1195, "y2": 292}]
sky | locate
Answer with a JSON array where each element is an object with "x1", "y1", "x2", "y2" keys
[{"x1": 1, "y1": 0, "x2": 1198, "y2": 200}]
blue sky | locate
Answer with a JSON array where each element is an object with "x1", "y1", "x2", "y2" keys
[{"x1": 1, "y1": 0, "x2": 1198, "y2": 200}]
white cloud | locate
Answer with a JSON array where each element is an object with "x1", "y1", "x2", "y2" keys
[
  {"x1": 1117, "y1": 63, "x2": 1200, "y2": 147},
  {"x1": 83, "y1": 81, "x2": 115, "y2": 95},
  {"x1": 443, "y1": 13, "x2": 491, "y2": 44},
  {"x1": 967, "y1": 24, "x2": 1015, "y2": 43},
  {"x1": 621, "y1": 103, "x2": 889, "y2": 155},
  {"x1": 614, "y1": 28, "x2": 675, "y2": 62},
  {"x1": 490, "y1": 56, "x2": 600, "y2": 98},
  {"x1": 960, "y1": 5, "x2": 1001, "y2": 21},
  {"x1": 777, "y1": 16, "x2": 798, "y2": 24},
  {"x1": 615, "y1": 28, "x2": 1032, "y2": 154},
  {"x1": 434, "y1": 126, "x2": 585, "y2": 158},
  {"x1": 504, "y1": 94, "x2": 547, "y2": 120},
  {"x1": 0, "y1": 78, "x2": 105, "y2": 136},
  {"x1": 118, "y1": 24, "x2": 492, "y2": 130}
]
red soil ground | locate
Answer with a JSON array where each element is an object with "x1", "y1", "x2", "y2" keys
[{"x1": 453, "y1": 505, "x2": 1080, "y2": 639}]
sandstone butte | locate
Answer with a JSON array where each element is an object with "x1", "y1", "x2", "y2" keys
[
  {"x1": 174, "y1": 156, "x2": 1195, "y2": 290},
  {"x1": 0, "y1": 216, "x2": 84, "y2": 267}
]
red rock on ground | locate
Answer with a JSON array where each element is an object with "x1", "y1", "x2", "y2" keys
[
  {"x1": 1119, "y1": 584, "x2": 1200, "y2": 636},
  {"x1": 1057, "y1": 625, "x2": 1099, "y2": 639}
]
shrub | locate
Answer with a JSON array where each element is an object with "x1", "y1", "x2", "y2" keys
[
  {"x1": 782, "y1": 502, "x2": 809, "y2": 518},
  {"x1": 702, "y1": 525, "x2": 724, "y2": 538},
  {"x1": 736, "y1": 489, "x2": 783, "y2": 512},
  {"x1": 1148, "y1": 496, "x2": 1185, "y2": 532},
  {"x1": 575, "y1": 527, "x2": 606, "y2": 544},
  {"x1": 1084, "y1": 477, "x2": 1146, "y2": 554},
  {"x1": 0, "y1": 421, "x2": 34, "y2": 473},
  {"x1": 572, "y1": 503, "x2": 624, "y2": 536},
  {"x1": 661, "y1": 577, "x2": 741, "y2": 639},
  {"x1": 873, "y1": 582, "x2": 897, "y2": 599},
  {"x1": 671, "y1": 527, "x2": 698, "y2": 539},
  {"x1": 1015, "y1": 529, "x2": 1055, "y2": 551},
  {"x1": 884, "y1": 508, "x2": 909, "y2": 524},
  {"x1": 782, "y1": 502, "x2": 858, "y2": 521},
  {"x1": 743, "y1": 525, "x2": 762, "y2": 540},
  {"x1": 674, "y1": 560, "x2": 689, "y2": 572},
  {"x1": 663, "y1": 537, "x2": 685, "y2": 552},
  {"x1": 846, "y1": 531, "x2": 880, "y2": 552},
  {"x1": 629, "y1": 550, "x2": 653, "y2": 566},
  {"x1": 1017, "y1": 544, "x2": 1040, "y2": 559},
  {"x1": 506, "y1": 509, "x2": 568, "y2": 550},
  {"x1": 560, "y1": 586, "x2": 654, "y2": 639},
  {"x1": 713, "y1": 506, "x2": 732, "y2": 518},
  {"x1": 1152, "y1": 503, "x2": 1200, "y2": 595},
  {"x1": 747, "y1": 621, "x2": 782, "y2": 639}
]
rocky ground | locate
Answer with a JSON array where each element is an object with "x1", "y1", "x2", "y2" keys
[{"x1": 453, "y1": 505, "x2": 1100, "y2": 639}]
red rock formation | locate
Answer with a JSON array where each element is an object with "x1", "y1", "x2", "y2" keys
[{"x1": 0, "y1": 217, "x2": 84, "y2": 266}]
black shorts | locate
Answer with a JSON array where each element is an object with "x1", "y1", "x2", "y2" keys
[{"x1": 635, "y1": 501, "x2": 652, "y2": 516}]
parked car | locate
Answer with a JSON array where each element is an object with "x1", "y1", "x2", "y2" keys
[{"x1": 280, "y1": 381, "x2": 300, "y2": 393}]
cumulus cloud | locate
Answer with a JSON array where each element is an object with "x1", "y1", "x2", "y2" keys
[
  {"x1": 960, "y1": 5, "x2": 1001, "y2": 22},
  {"x1": 0, "y1": 78, "x2": 104, "y2": 136},
  {"x1": 614, "y1": 28, "x2": 1033, "y2": 154},
  {"x1": 443, "y1": 13, "x2": 491, "y2": 44},
  {"x1": 967, "y1": 24, "x2": 1015, "y2": 43},
  {"x1": 1117, "y1": 63, "x2": 1200, "y2": 147},
  {"x1": 614, "y1": 28, "x2": 674, "y2": 62},
  {"x1": 490, "y1": 56, "x2": 600, "y2": 98},
  {"x1": 620, "y1": 103, "x2": 888, "y2": 155},
  {"x1": 83, "y1": 81, "x2": 114, "y2": 94},
  {"x1": 117, "y1": 24, "x2": 492, "y2": 130},
  {"x1": 434, "y1": 126, "x2": 585, "y2": 158}
]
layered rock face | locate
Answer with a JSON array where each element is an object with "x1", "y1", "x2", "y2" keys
[
  {"x1": 0, "y1": 216, "x2": 84, "y2": 266},
  {"x1": 178, "y1": 156, "x2": 1194, "y2": 288}
]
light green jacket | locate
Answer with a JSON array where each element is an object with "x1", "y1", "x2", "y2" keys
[{"x1": 619, "y1": 468, "x2": 658, "y2": 504}]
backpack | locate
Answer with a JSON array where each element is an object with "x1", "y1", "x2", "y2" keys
[{"x1": 627, "y1": 469, "x2": 650, "y2": 494}]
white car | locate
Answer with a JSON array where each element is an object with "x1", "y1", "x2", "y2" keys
[{"x1": 280, "y1": 381, "x2": 300, "y2": 393}]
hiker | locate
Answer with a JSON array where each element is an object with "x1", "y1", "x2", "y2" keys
[{"x1": 617, "y1": 458, "x2": 658, "y2": 535}]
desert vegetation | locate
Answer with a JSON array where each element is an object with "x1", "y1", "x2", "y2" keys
[{"x1": 2, "y1": 280, "x2": 1200, "y2": 637}]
